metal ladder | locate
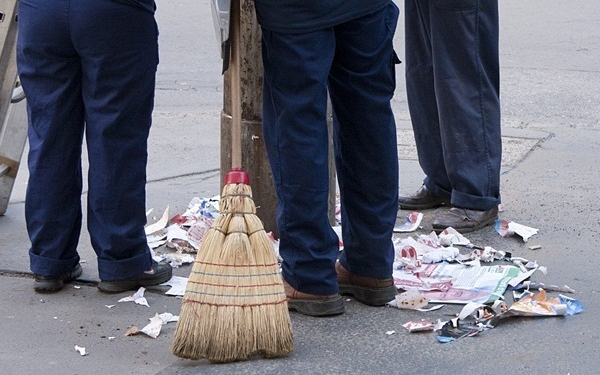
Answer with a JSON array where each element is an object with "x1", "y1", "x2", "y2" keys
[{"x1": 0, "y1": 0, "x2": 27, "y2": 216}]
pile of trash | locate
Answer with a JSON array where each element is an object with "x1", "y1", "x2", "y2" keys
[{"x1": 144, "y1": 198, "x2": 584, "y2": 344}]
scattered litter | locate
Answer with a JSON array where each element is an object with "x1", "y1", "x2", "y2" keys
[
  {"x1": 331, "y1": 225, "x2": 344, "y2": 250},
  {"x1": 118, "y1": 287, "x2": 149, "y2": 307},
  {"x1": 394, "y1": 235, "x2": 459, "y2": 265},
  {"x1": 490, "y1": 290, "x2": 583, "y2": 326},
  {"x1": 108, "y1": 337, "x2": 116, "y2": 341},
  {"x1": 73, "y1": 285, "x2": 81, "y2": 289},
  {"x1": 129, "y1": 312, "x2": 180, "y2": 339},
  {"x1": 393, "y1": 212, "x2": 423, "y2": 233},
  {"x1": 154, "y1": 252, "x2": 195, "y2": 268},
  {"x1": 389, "y1": 289, "x2": 429, "y2": 310},
  {"x1": 528, "y1": 244, "x2": 542, "y2": 250},
  {"x1": 513, "y1": 281, "x2": 576, "y2": 294},
  {"x1": 436, "y1": 318, "x2": 484, "y2": 343},
  {"x1": 433, "y1": 290, "x2": 584, "y2": 343},
  {"x1": 437, "y1": 227, "x2": 471, "y2": 247},
  {"x1": 160, "y1": 276, "x2": 189, "y2": 296},
  {"x1": 105, "y1": 305, "x2": 116, "y2": 309},
  {"x1": 495, "y1": 220, "x2": 539, "y2": 242},
  {"x1": 385, "y1": 330, "x2": 396, "y2": 335},
  {"x1": 394, "y1": 263, "x2": 527, "y2": 304},
  {"x1": 124, "y1": 326, "x2": 139, "y2": 336},
  {"x1": 140, "y1": 314, "x2": 165, "y2": 338},
  {"x1": 74, "y1": 345, "x2": 88, "y2": 356},
  {"x1": 403, "y1": 320, "x2": 435, "y2": 333},
  {"x1": 145, "y1": 206, "x2": 170, "y2": 235}
]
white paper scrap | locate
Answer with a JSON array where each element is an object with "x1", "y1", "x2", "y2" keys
[
  {"x1": 140, "y1": 312, "x2": 180, "y2": 339},
  {"x1": 159, "y1": 312, "x2": 179, "y2": 323},
  {"x1": 393, "y1": 289, "x2": 429, "y2": 310},
  {"x1": 74, "y1": 345, "x2": 88, "y2": 356},
  {"x1": 141, "y1": 314, "x2": 164, "y2": 338},
  {"x1": 145, "y1": 206, "x2": 170, "y2": 235},
  {"x1": 160, "y1": 276, "x2": 189, "y2": 296},
  {"x1": 437, "y1": 227, "x2": 471, "y2": 247},
  {"x1": 495, "y1": 220, "x2": 539, "y2": 242},
  {"x1": 118, "y1": 287, "x2": 149, "y2": 307}
]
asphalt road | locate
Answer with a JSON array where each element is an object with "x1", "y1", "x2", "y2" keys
[{"x1": 0, "y1": 1, "x2": 598, "y2": 374}]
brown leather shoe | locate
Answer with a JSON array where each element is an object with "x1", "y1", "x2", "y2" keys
[
  {"x1": 336, "y1": 262, "x2": 397, "y2": 306},
  {"x1": 283, "y1": 279, "x2": 344, "y2": 317},
  {"x1": 398, "y1": 185, "x2": 451, "y2": 210},
  {"x1": 432, "y1": 206, "x2": 499, "y2": 234}
]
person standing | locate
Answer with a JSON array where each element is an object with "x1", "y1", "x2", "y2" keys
[
  {"x1": 17, "y1": 0, "x2": 171, "y2": 293},
  {"x1": 254, "y1": 0, "x2": 401, "y2": 316},
  {"x1": 399, "y1": 0, "x2": 502, "y2": 234}
]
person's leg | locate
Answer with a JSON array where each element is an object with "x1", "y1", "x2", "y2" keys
[
  {"x1": 429, "y1": 0, "x2": 501, "y2": 210},
  {"x1": 17, "y1": 0, "x2": 84, "y2": 287},
  {"x1": 330, "y1": 3, "x2": 399, "y2": 278},
  {"x1": 404, "y1": 0, "x2": 453, "y2": 199},
  {"x1": 70, "y1": 0, "x2": 162, "y2": 282},
  {"x1": 261, "y1": 28, "x2": 341, "y2": 297},
  {"x1": 329, "y1": 3, "x2": 400, "y2": 306}
]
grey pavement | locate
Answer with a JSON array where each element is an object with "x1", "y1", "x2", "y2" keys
[{"x1": 1, "y1": 0, "x2": 599, "y2": 374}]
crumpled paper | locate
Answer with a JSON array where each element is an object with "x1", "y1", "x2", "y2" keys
[
  {"x1": 118, "y1": 287, "x2": 149, "y2": 307},
  {"x1": 139, "y1": 312, "x2": 179, "y2": 338},
  {"x1": 495, "y1": 220, "x2": 539, "y2": 242}
]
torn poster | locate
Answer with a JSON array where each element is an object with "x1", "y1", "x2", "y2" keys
[{"x1": 393, "y1": 263, "x2": 525, "y2": 304}]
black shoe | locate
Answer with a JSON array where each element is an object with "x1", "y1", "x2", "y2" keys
[
  {"x1": 432, "y1": 206, "x2": 499, "y2": 234},
  {"x1": 34, "y1": 263, "x2": 83, "y2": 293},
  {"x1": 97, "y1": 261, "x2": 173, "y2": 293},
  {"x1": 398, "y1": 185, "x2": 451, "y2": 210}
]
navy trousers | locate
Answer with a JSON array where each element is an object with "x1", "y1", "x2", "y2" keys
[
  {"x1": 17, "y1": 0, "x2": 158, "y2": 280},
  {"x1": 261, "y1": 4, "x2": 400, "y2": 295},
  {"x1": 405, "y1": 0, "x2": 502, "y2": 210}
]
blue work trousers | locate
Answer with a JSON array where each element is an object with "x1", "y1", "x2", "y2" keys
[
  {"x1": 405, "y1": 0, "x2": 502, "y2": 210},
  {"x1": 17, "y1": 0, "x2": 158, "y2": 280},
  {"x1": 261, "y1": 4, "x2": 400, "y2": 295}
]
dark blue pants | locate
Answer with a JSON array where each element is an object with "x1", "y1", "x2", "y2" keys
[
  {"x1": 405, "y1": 0, "x2": 501, "y2": 210},
  {"x1": 261, "y1": 4, "x2": 400, "y2": 295},
  {"x1": 17, "y1": 0, "x2": 158, "y2": 280}
]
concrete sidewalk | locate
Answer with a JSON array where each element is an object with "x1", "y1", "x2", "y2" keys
[{"x1": 1, "y1": 1, "x2": 599, "y2": 374}]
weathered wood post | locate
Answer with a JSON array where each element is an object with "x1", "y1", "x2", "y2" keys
[
  {"x1": 220, "y1": 0, "x2": 337, "y2": 237},
  {"x1": 220, "y1": 0, "x2": 278, "y2": 235}
]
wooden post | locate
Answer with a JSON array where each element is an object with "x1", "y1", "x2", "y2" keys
[
  {"x1": 220, "y1": 0, "x2": 337, "y2": 237},
  {"x1": 220, "y1": 0, "x2": 278, "y2": 236}
]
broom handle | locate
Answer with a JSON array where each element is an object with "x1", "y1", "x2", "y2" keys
[{"x1": 230, "y1": 0, "x2": 242, "y2": 169}]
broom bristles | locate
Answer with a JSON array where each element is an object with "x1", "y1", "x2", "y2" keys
[{"x1": 172, "y1": 182, "x2": 294, "y2": 363}]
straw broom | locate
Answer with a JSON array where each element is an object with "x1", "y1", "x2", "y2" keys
[{"x1": 171, "y1": 0, "x2": 293, "y2": 363}]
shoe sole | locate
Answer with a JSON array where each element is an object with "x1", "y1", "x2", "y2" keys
[
  {"x1": 287, "y1": 296, "x2": 345, "y2": 317},
  {"x1": 398, "y1": 199, "x2": 451, "y2": 211},
  {"x1": 34, "y1": 264, "x2": 83, "y2": 293},
  {"x1": 97, "y1": 269, "x2": 173, "y2": 293},
  {"x1": 338, "y1": 284, "x2": 397, "y2": 306},
  {"x1": 432, "y1": 215, "x2": 498, "y2": 234}
]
